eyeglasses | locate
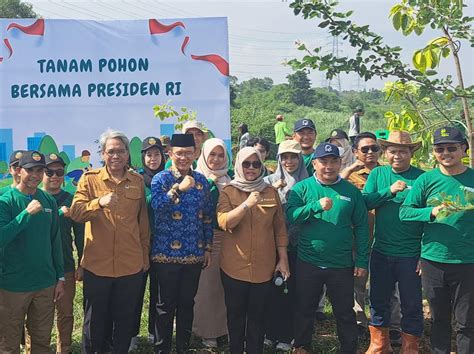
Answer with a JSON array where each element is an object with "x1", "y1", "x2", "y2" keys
[
  {"x1": 359, "y1": 145, "x2": 380, "y2": 154},
  {"x1": 173, "y1": 151, "x2": 195, "y2": 159},
  {"x1": 242, "y1": 161, "x2": 262, "y2": 169},
  {"x1": 434, "y1": 146, "x2": 459, "y2": 154},
  {"x1": 45, "y1": 169, "x2": 65, "y2": 177},
  {"x1": 104, "y1": 149, "x2": 127, "y2": 157}
]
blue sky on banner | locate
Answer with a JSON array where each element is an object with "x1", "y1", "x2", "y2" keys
[{"x1": 26, "y1": 0, "x2": 473, "y2": 90}]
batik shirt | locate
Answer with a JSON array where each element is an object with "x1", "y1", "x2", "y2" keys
[{"x1": 151, "y1": 168, "x2": 214, "y2": 264}]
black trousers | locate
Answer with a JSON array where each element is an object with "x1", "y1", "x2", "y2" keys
[
  {"x1": 82, "y1": 269, "x2": 143, "y2": 354},
  {"x1": 153, "y1": 262, "x2": 202, "y2": 354},
  {"x1": 221, "y1": 270, "x2": 271, "y2": 354},
  {"x1": 264, "y1": 251, "x2": 297, "y2": 343},
  {"x1": 294, "y1": 259, "x2": 357, "y2": 354},
  {"x1": 421, "y1": 258, "x2": 474, "y2": 354},
  {"x1": 131, "y1": 267, "x2": 159, "y2": 337}
]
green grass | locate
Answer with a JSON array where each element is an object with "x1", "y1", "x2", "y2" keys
[{"x1": 40, "y1": 281, "x2": 434, "y2": 354}]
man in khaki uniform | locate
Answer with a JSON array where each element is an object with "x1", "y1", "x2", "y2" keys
[{"x1": 71, "y1": 129, "x2": 150, "y2": 354}]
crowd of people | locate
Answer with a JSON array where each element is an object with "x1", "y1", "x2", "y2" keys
[{"x1": 0, "y1": 117, "x2": 473, "y2": 354}]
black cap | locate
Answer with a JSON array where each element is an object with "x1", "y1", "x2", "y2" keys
[
  {"x1": 294, "y1": 118, "x2": 316, "y2": 132},
  {"x1": 141, "y1": 136, "x2": 163, "y2": 152},
  {"x1": 9, "y1": 150, "x2": 25, "y2": 166},
  {"x1": 312, "y1": 143, "x2": 340, "y2": 160},
  {"x1": 433, "y1": 127, "x2": 466, "y2": 145},
  {"x1": 18, "y1": 150, "x2": 46, "y2": 169},
  {"x1": 170, "y1": 134, "x2": 195, "y2": 148},
  {"x1": 326, "y1": 129, "x2": 349, "y2": 142},
  {"x1": 45, "y1": 153, "x2": 65, "y2": 167}
]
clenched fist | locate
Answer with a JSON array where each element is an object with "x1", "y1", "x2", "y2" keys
[
  {"x1": 246, "y1": 191, "x2": 261, "y2": 208},
  {"x1": 99, "y1": 192, "x2": 119, "y2": 209},
  {"x1": 390, "y1": 180, "x2": 407, "y2": 194},
  {"x1": 319, "y1": 197, "x2": 333, "y2": 211},
  {"x1": 26, "y1": 199, "x2": 43, "y2": 215},
  {"x1": 179, "y1": 176, "x2": 195, "y2": 192},
  {"x1": 272, "y1": 179, "x2": 287, "y2": 189},
  {"x1": 60, "y1": 206, "x2": 70, "y2": 217}
]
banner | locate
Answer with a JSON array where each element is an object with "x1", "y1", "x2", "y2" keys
[{"x1": 0, "y1": 17, "x2": 230, "y2": 188}]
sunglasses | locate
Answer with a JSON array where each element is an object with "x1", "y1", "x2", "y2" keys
[
  {"x1": 242, "y1": 161, "x2": 262, "y2": 169},
  {"x1": 359, "y1": 145, "x2": 380, "y2": 154},
  {"x1": 45, "y1": 169, "x2": 65, "y2": 177},
  {"x1": 434, "y1": 146, "x2": 459, "y2": 154}
]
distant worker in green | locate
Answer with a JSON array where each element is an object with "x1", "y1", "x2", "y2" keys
[{"x1": 274, "y1": 114, "x2": 292, "y2": 145}]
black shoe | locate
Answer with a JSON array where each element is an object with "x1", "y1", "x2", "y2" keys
[
  {"x1": 315, "y1": 312, "x2": 328, "y2": 322},
  {"x1": 389, "y1": 329, "x2": 402, "y2": 347}
]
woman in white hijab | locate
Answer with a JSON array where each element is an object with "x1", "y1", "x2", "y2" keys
[
  {"x1": 192, "y1": 138, "x2": 232, "y2": 348},
  {"x1": 263, "y1": 140, "x2": 308, "y2": 351},
  {"x1": 217, "y1": 147, "x2": 289, "y2": 354},
  {"x1": 326, "y1": 128, "x2": 356, "y2": 170}
]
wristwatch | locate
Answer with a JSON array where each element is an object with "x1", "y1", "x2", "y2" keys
[
  {"x1": 242, "y1": 202, "x2": 249, "y2": 211},
  {"x1": 58, "y1": 277, "x2": 65, "y2": 282}
]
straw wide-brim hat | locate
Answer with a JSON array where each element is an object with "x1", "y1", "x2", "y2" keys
[{"x1": 378, "y1": 130, "x2": 422, "y2": 152}]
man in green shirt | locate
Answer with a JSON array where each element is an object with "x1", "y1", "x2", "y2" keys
[
  {"x1": 274, "y1": 114, "x2": 292, "y2": 144},
  {"x1": 363, "y1": 131, "x2": 424, "y2": 352},
  {"x1": 0, "y1": 150, "x2": 65, "y2": 353},
  {"x1": 0, "y1": 150, "x2": 24, "y2": 196},
  {"x1": 288, "y1": 142, "x2": 369, "y2": 354},
  {"x1": 292, "y1": 118, "x2": 317, "y2": 176},
  {"x1": 42, "y1": 153, "x2": 84, "y2": 353},
  {"x1": 400, "y1": 126, "x2": 474, "y2": 354}
]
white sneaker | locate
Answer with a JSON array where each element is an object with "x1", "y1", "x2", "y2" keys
[
  {"x1": 147, "y1": 333, "x2": 155, "y2": 344},
  {"x1": 202, "y1": 338, "x2": 218, "y2": 348},
  {"x1": 276, "y1": 342, "x2": 292, "y2": 351},
  {"x1": 128, "y1": 336, "x2": 138, "y2": 352}
]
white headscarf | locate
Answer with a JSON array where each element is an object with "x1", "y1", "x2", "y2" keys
[
  {"x1": 230, "y1": 147, "x2": 268, "y2": 192},
  {"x1": 196, "y1": 138, "x2": 231, "y2": 191}
]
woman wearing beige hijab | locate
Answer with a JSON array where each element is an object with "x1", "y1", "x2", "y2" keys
[
  {"x1": 217, "y1": 147, "x2": 289, "y2": 354},
  {"x1": 192, "y1": 138, "x2": 232, "y2": 348}
]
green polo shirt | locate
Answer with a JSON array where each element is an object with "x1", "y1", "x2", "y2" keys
[
  {"x1": 287, "y1": 176, "x2": 369, "y2": 269},
  {"x1": 51, "y1": 190, "x2": 84, "y2": 274},
  {"x1": 363, "y1": 165, "x2": 424, "y2": 257},
  {"x1": 400, "y1": 167, "x2": 474, "y2": 264},
  {"x1": 302, "y1": 152, "x2": 314, "y2": 177},
  {"x1": 0, "y1": 187, "x2": 64, "y2": 292}
]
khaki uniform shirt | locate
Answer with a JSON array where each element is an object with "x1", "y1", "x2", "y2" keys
[
  {"x1": 348, "y1": 165, "x2": 380, "y2": 241},
  {"x1": 217, "y1": 185, "x2": 288, "y2": 283},
  {"x1": 70, "y1": 167, "x2": 150, "y2": 277}
]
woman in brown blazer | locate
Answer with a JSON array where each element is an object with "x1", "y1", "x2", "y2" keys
[{"x1": 217, "y1": 146, "x2": 289, "y2": 354}]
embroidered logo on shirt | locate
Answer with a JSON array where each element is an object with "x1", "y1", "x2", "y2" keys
[
  {"x1": 338, "y1": 195, "x2": 352, "y2": 202},
  {"x1": 44, "y1": 208, "x2": 52, "y2": 213}
]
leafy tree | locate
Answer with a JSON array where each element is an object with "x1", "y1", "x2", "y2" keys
[
  {"x1": 229, "y1": 75, "x2": 239, "y2": 107},
  {"x1": 0, "y1": 0, "x2": 37, "y2": 18},
  {"x1": 287, "y1": 70, "x2": 316, "y2": 106},
  {"x1": 288, "y1": 0, "x2": 473, "y2": 166}
]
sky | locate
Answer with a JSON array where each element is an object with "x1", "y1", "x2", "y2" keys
[{"x1": 26, "y1": 0, "x2": 474, "y2": 90}]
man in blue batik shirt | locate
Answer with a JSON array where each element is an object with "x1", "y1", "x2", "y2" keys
[{"x1": 151, "y1": 133, "x2": 213, "y2": 354}]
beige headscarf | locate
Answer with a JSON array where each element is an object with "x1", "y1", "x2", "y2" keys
[
  {"x1": 230, "y1": 147, "x2": 268, "y2": 192},
  {"x1": 196, "y1": 138, "x2": 231, "y2": 191}
]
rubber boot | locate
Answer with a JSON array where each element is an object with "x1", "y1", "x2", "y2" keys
[
  {"x1": 401, "y1": 332, "x2": 420, "y2": 354},
  {"x1": 366, "y1": 325, "x2": 391, "y2": 353}
]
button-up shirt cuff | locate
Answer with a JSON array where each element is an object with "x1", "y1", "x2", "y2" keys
[{"x1": 87, "y1": 198, "x2": 102, "y2": 211}]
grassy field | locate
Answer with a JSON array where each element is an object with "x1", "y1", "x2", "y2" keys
[{"x1": 40, "y1": 280, "x2": 437, "y2": 354}]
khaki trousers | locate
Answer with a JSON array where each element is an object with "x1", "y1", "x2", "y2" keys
[
  {"x1": 0, "y1": 286, "x2": 55, "y2": 354},
  {"x1": 55, "y1": 272, "x2": 76, "y2": 353}
]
